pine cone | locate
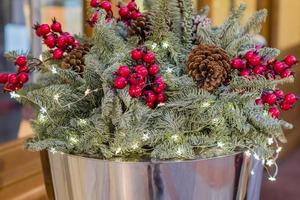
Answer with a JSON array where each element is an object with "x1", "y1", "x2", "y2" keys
[
  {"x1": 187, "y1": 44, "x2": 230, "y2": 91},
  {"x1": 128, "y1": 12, "x2": 153, "y2": 43},
  {"x1": 61, "y1": 44, "x2": 92, "y2": 76}
]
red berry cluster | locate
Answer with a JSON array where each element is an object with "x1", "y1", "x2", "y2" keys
[
  {"x1": 0, "y1": 56, "x2": 30, "y2": 92},
  {"x1": 118, "y1": 0, "x2": 142, "y2": 25},
  {"x1": 113, "y1": 48, "x2": 166, "y2": 108},
  {"x1": 255, "y1": 89, "x2": 298, "y2": 118},
  {"x1": 88, "y1": 0, "x2": 113, "y2": 27},
  {"x1": 34, "y1": 19, "x2": 78, "y2": 60},
  {"x1": 231, "y1": 50, "x2": 298, "y2": 78}
]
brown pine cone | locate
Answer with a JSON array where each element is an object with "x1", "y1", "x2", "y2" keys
[
  {"x1": 187, "y1": 44, "x2": 230, "y2": 91},
  {"x1": 61, "y1": 44, "x2": 92, "y2": 76},
  {"x1": 128, "y1": 12, "x2": 153, "y2": 43}
]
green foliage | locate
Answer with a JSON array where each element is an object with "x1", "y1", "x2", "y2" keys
[{"x1": 8, "y1": 0, "x2": 292, "y2": 163}]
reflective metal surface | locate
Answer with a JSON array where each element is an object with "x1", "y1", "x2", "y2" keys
[{"x1": 48, "y1": 152, "x2": 263, "y2": 200}]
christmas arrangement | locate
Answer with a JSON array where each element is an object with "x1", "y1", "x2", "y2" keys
[{"x1": 1, "y1": 0, "x2": 299, "y2": 181}]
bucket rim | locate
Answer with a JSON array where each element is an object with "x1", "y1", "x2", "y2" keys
[{"x1": 48, "y1": 150, "x2": 245, "y2": 164}]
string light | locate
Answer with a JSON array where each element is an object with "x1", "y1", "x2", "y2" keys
[
  {"x1": 166, "y1": 67, "x2": 173, "y2": 73},
  {"x1": 49, "y1": 148, "x2": 57, "y2": 153},
  {"x1": 276, "y1": 147, "x2": 282, "y2": 153},
  {"x1": 51, "y1": 66, "x2": 58, "y2": 74},
  {"x1": 38, "y1": 113, "x2": 47, "y2": 122},
  {"x1": 132, "y1": 143, "x2": 139, "y2": 150},
  {"x1": 54, "y1": 94, "x2": 60, "y2": 101},
  {"x1": 266, "y1": 159, "x2": 274, "y2": 167},
  {"x1": 151, "y1": 43, "x2": 158, "y2": 50},
  {"x1": 78, "y1": 119, "x2": 87, "y2": 126},
  {"x1": 157, "y1": 103, "x2": 166, "y2": 107},
  {"x1": 85, "y1": 89, "x2": 91, "y2": 96},
  {"x1": 251, "y1": 170, "x2": 255, "y2": 175},
  {"x1": 162, "y1": 41, "x2": 169, "y2": 49},
  {"x1": 245, "y1": 150, "x2": 251, "y2": 157},
  {"x1": 176, "y1": 147, "x2": 184, "y2": 155},
  {"x1": 40, "y1": 107, "x2": 47, "y2": 114},
  {"x1": 217, "y1": 142, "x2": 225, "y2": 148},
  {"x1": 142, "y1": 134, "x2": 150, "y2": 141},
  {"x1": 253, "y1": 153, "x2": 260, "y2": 160},
  {"x1": 268, "y1": 177, "x2": 276, "y2": 181},
  {"x1": 267, "y1": 138, "x2": 274, "y2": 145},
  {"x1": 212, "y1": 118, "x2": 220, "y2": 124},
  {"x1": 171, "y1": 134, "x2": 179, "y2": 142},
  {"x1": 115, "y1": 147, "x2": 121, "y2": 154},
  {"x1": 10, "y1": 92, "x2": 20, "y2": 99},
  {"x1": 69, "y1": 136, "x2": 79, "y2": 144},
  {"x1": 201, "y1": 102, "x2": 211, "y2": 108}
]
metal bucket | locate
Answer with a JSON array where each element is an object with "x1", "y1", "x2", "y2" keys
[{"x1": 48, "y1": 151, "x2": 263, "y2": 200}]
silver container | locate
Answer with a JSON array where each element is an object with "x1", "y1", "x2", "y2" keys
[{"x1": 48, "y1": 151, "x2": 263, "y2": 200}]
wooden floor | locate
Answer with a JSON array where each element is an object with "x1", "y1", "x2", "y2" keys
[{"x1": 0, "y1": 138, "x2": 47, "y2": 200}]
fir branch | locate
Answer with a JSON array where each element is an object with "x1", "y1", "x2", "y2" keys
[
  {"x1": 242, "y1": 9, "x2": 267, "y2": 35},
  {"x1": 258, "y1": 47, "x2": 280, "y2": 58}
]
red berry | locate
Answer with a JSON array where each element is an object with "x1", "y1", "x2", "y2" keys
[
  {"x1": 39, "y1": 24, "x2": 51, "y2": 36},
  {"x1": 280, "y1": 69, "x2": 292, "y2": 78},
  {"x1": 3, "y1": 83, "x2": 16, "y2": 92},
  {"x1": 90, "y1": 0, "x2": 100, "y2": 7},
  {"x1": 129, "y1": 85, "x2": 142, "y2": 98},
  {"x1": 17, "y1": 72, "x2": 29, "y2": 84},
  {"x1": 143, "y1": 52, "x2": 155, "y2": 64},
  {"x1": 231, "y1": 58, "x2": 246, "y2": 69},
  {"x1": 239, "y1": 69, "x2": 251, "y2": 77},
  {"x1": 273, "y1": 61, "x2": 286, "y2": 74},
  {"x1": 148, "y1": 64, "x2": 160, "y2": 75},
  {"x1": 245, "y1": 51, "x2": 255, "y2": 61},
  {"x1": 255, "y1": 98, "x2": 263, "y2": 105},
  {"x1": 0, "y1": 73, "x2": 8, "y2": 84},
  {"x1": 15, "y1": 56, "x2": 27, "y2": 66},
  {"x1": 51, "y1": 19, "x2": 62, "y2": 33},
  {"x1": 156, "y1": 93, "x2": 167, "y2": 103},
  {"x1": 35, "y1": 26, "x2": 44, "y2": 37},
  {"x1": 280, "y1": 102, "x2": 292, "y2": 111},
  {"x1": 129, "y1": 73, "x2": 145, "y2": 86},
  {"x1": 253, "y1": 65, "x2": 265, "y2": 75},
  {"x1": 131, "y1": 49, "x2": 143, "y2": 60},
  {"x1": 143, "y1": 90, "x2": 157, "y2": 103},
  {"x1": 263, "y1": 93, "x2": 277, "y2": 105},
  {"x1": 248, "y1": 55, "x2": 261, "y2": 66},
  {"x1": 18, "y1": 66, "x2": 29, "y2": 73},
  {"x1": 52, "y1": 49, "x2": 64, "y2": 59},
  {"x1": 116, "y1": 66, "x2": 131, "y2": 77},
  {"x1": 66, "y1": 35, "x2": 75, "y2": 46},
  {"x1": 284, "y1": 93, "x2": 297, "y2": 105},
  {"x1": 154, "y1": 76, "x2": 164, "y2": 83},
  {"x1": 100, "y1": 1, "x2": 112, "y2": 12},
  {"x1": 44, "y1": 34, "x2": 56, "y2": 48},
  {"x1": 131, "y1": 12, "x2": 142, "y2": 20},
  {"x1": 152, "y1": 81, "x2": 166, "y2": 93},
  {"x1": 268, "y1": 107, "x2": 280, "y2": 118},
  {"x1": 114, "y1": 76, "x2": 128, "y2": 89},
  {"x1": 56, "y1": 36, "x2": 67, "y2": 49},
  {"x1": 8, "y1": 74, "x2": 18, "y2": 85},
  {"x1": 274, "y1": 89, "x2": 284, "y2": 98},
  {"x1": 134, "y1": 65, "x2": 148, "y2": 77},
  {"x1": 15, "y1": 82, "x2": 23, "y2": 91},
  {"x1": 119, "y1": 6, "x2": 129, "y2": 17},
  {"x1": 284, "y1": 55, "x2": 297, "y2": 66},
  {"x1": 267, "y1": 58, "x2": 276, "y2": 65},
  {"x1": 146, "y1": 101, "x2": 155, "y2": 109},
  {"x1": 127, "y1": 1, "x2": 137, "y2": 11}
]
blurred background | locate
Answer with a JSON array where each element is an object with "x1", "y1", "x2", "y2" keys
[{"x1": 0, "y1": 0, "x2": 299, "y2": 199}]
